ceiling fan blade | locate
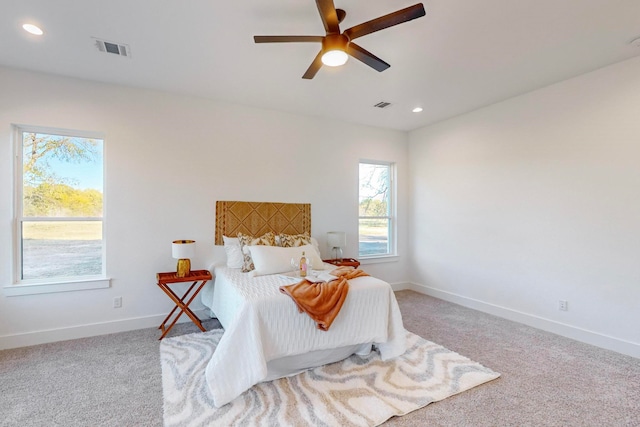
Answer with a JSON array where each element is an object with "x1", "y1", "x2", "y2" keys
[
  {"x1": 344, "y1": 3, "x2": 425, "y2": 41},
  {"x1": 347, "y1": 43, "x2": 390, "y2": 72},
  {"x1": 254, "y1": 35, "x2": 324, "y2": 43},
  {"x1": 316, "y1": 0, "x2": 341, "y2": 35},
  {"x1": 302, "y1": 51, "x2": 324, "y2": 79}
]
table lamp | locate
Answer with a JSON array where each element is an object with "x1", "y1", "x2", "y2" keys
[
  {"x1": 172, "y1": 240, "x2": 196, "y2": 277},
  {"x1": 327, "y1": 231, "x2": 346, "y2": 261}
]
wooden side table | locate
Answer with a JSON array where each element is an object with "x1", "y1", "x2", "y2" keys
[
  {"x1": 156, "y1": 269, "x2": 212, "y2": 340},
  {"x1": 323, "y1": 258, "x2": 361, "y2": 268}
]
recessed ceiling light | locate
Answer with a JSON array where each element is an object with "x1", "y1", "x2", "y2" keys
[
  {"x1": 412, "y1": 107, "x2": 423, "y2": 113},
  {"x1": 22, "y1": 23, "x2": 44, "y2": 36}
]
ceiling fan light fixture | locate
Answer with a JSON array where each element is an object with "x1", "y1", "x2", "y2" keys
[
  {"x1": 321, "y1": 34, "x2": 349, "y2": 67},
  {"x1": 322, "y1": 49, "x2": 349, "y2": 67}
]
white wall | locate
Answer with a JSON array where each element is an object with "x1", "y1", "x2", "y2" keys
[
  {"x1": 408, "y1": 56, "x2": 640, "y2": 358},
  {"x1": 0, "y1": 67, "x2": 409, "y2": 349},
  {"x1": 4, "y1": 56, "x2": 640, "y2": 359}
]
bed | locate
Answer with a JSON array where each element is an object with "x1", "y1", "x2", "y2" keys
[{"x1": 200, "y1": 201, "x2": 407, "y2": 407}]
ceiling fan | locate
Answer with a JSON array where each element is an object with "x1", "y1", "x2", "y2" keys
[{"x1": 254, "y1": 0, "x2": 426, "y2": 79}]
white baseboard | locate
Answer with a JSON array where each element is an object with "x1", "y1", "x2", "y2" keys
[
  {"x1": 5, "y1": 285, "x2": 638, "y2": 360},
  {"x1": 390, "y1": 282, "x2": 413, "y2": 292},
  {"x1": 399, "y1": 282, "x2": 640, "y2": 360},
  {"x1": 0, "y1": 308, "x2": 212, "y2": 350}
]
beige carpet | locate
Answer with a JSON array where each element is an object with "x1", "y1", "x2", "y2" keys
[
  {"x1": 3, "y1": 291, "x2": 639, "y2": 426},
  {"x1": 160, "y1": 329, "x2": 500, "y2": 427}
]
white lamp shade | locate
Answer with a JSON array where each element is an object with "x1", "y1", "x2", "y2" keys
[
  {"x1": 327, "y1": 232, "x2": 346, "y2": 248},
  {"x1": 172, "y1": 240, "x2": 196, "y2": 259}
]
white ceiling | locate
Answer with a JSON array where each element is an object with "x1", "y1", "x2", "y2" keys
[{"x1": 2, "y1": 0, "x2": 640, "y2": 131}]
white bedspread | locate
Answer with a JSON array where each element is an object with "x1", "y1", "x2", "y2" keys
[{"x1": 201, "y1": 266, "x2": 407, "y2": 407}]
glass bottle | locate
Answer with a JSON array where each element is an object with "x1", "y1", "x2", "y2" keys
[{"x1": 299, "y1": 251, "x2": 307, "y2": 277}]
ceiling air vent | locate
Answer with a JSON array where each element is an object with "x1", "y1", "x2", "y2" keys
[
  {"x1": 93, "y1": 38, "x2": 131, "y2": 58},
  {"x1": 373, "y1": 101, "x2": 392, "y2": 109}
]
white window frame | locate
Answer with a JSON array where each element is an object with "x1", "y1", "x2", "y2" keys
[
  {"x1": 5, "y1": 124, "x2": 110, "y2": 296},
  {"x1": 358, "y1": 160, "x2": 397, "y2": 260}
]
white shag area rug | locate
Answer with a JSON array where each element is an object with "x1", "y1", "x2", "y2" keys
[{"x1": 160, "y1": 329, "x2": 500, "y2": 427}]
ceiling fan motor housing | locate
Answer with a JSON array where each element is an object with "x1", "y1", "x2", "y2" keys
[{"x1": 322, "y1": 34, "x2": 349, "y2": 52}]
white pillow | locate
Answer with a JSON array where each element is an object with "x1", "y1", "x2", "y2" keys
[
  {"x1": 222, "y1": 236, "x2": 243, "y2": 269},
  {"x1": 300, "y1": 244, "x2": 324, "y2": 269},
  {"x1": 248, "y1": 244, "x2": 324, "y2": 276},
  {"x1": 310, "y1": 237, "x2": 321, "y2": 258}
]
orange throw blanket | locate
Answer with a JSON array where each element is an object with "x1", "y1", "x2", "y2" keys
[{"x1": 279, "y1": 267, "x2": 369, "y2": 331}]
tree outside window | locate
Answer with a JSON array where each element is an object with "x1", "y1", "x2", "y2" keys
[
  {"x1": 359, "y1": 161, "x2": 394, "y2": 257},
  {"x1": 16, "y1": 127, "x2": 104, "y2": 282}
]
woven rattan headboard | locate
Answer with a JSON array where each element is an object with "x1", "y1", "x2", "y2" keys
[{"x1": 215, "y1": 201, "x2": 311, "y2": 245}]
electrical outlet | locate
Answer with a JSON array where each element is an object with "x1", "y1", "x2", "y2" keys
[
  {"x1": 558, "y1": 300, "x2": 568, "y2": 311},
  {"x1": 113, "y1": 296, "x2": 122, "y2": 308}
]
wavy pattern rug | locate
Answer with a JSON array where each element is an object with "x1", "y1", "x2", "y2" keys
[{"x1": 160, "y1": 329, "x2": 500, "y2": 427}]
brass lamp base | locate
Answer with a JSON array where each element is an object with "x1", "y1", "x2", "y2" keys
[{"x1": 176, "y1": 258, "x2": 191, "y2": 278}]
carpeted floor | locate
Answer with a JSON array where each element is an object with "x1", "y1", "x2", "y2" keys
[{"x1": 1, "y1": 290, "x2": 639, "y2": 426}]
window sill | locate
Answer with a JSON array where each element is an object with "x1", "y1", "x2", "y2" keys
[
  {"x1": 3, "y1": 277, "x2": 111, "y2": 296},
  {"x1": 359, "y1": 255, "x2": 399, "y2": 265}
]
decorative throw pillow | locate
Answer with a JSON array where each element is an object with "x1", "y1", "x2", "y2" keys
[
  {"x1": 278, "y1": 233, "x2": 311, "y2": 247},
  {"x1": 238, "y1": 232, "x2": 276, "y2": 272},
  {"x1": 248, "y1": 244, "x2": 324, "y2": 276},
  {"x1": 222, "y1": 236, "x2": 243, "y2": 269}
]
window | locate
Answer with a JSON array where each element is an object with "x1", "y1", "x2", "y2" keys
[
  {"x1": 359, "y1": 161, "x2": 395, "y2": 258},
  {"x1": 11, "y1": 125, "x2": 107, "y2": 293}
]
